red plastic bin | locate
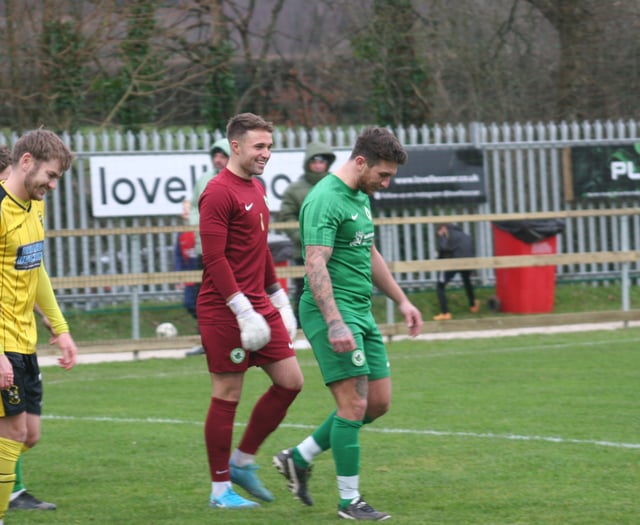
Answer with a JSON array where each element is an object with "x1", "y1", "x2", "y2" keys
[{"x1": 492, "y1": 225, "x2": 557, "y2": 313}]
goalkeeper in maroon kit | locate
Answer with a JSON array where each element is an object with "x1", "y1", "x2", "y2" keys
[{"x1": 197, "y1": 113, "x2": 303, "y2": 510}]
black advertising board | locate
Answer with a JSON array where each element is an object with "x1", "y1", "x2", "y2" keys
[
  {"x1": 571, "y1": 143, "x2": 640, "y2": 199},
  {"x1": 371, "y1": 148, "x2": 486, "y2": 208}
]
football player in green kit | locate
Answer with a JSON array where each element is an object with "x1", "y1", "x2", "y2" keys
[{"x1": 274, "y1": 127, "x2": 423, "y2": 521}]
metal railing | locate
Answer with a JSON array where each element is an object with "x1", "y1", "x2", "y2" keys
[{"x1": 3, "y1": 119, "x2": 639, "y2": 310}]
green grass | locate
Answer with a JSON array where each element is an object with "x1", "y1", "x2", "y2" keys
[
  {"x1": 47, "y1": 280, "x2": 640, "y2": 344},
  {"x1": 13, "y1": 328, "x2": 640, "y2": 524}
]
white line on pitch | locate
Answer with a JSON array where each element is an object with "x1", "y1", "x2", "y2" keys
[
  {"x1": 42, "y1": 414, "x2": 640, "y2": 450},
  {"x1": 44, "y1": 335, "x2": 640, "y2": 385}
]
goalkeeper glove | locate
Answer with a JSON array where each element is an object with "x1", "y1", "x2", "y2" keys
[
  {"x1": 269, "y1": 288, "x2": 298, "y2": 340},
  {"x1": 227, "y1": 293, "x2": 271, "y2": 351}
]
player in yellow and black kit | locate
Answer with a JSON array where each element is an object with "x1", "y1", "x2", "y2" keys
[
  {"x1": 0, "y1": 144, "x2": 59, "y2": 511},
  {"x1": 0, "y1": 130, "x2": 77, "y2": 525}
]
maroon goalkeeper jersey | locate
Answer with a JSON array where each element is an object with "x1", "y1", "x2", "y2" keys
[{"x1": 197, "y1": 167, "x2": 278, "y2": 321}]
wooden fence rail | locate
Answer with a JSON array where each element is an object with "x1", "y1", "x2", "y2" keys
[
  {"x1": 42, "y1": 208, "x2": 640, "y2": 355},
  {"x1": 47, "y1": 207, "x2": 640, "y2": 288},
  {"x1": 49, "y1": 250, "x2": 640, "y2": 289}
]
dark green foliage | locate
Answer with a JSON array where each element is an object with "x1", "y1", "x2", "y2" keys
[
  {"x1": 201, "y1": 40, "x2": 237, "y2": 131},
  {"x1": 351, "y1": 0, "x2": 430, "y2": 126},
  {"x1": 41, "y1": 18, "x2": 86, "y2": 132},
  {"x1": 114, "y1": 0, "x2": 163, "y2": 132}
]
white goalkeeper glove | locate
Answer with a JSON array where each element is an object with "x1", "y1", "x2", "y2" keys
[
  {"x1": 227, "y1": 293, "x2": 271, "y2": 351},
  {"x1": 269, "y1": 288, "x2": 298, "y2": 341}
]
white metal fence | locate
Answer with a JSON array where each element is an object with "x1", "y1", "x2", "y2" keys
[{"x1": 2, "y1": 119, "x2": 639, "y2": 309}]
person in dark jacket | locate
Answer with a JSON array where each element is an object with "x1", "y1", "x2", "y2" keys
[
  {"x1": 279, "y1": 142, "x2": 336, "y2": 321},
  {"x1": 433, "y1": 223, "x2": 479, "y2": 320}
]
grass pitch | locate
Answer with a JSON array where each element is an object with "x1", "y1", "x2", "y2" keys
[{"x1": 13, "y1": 327, "x2": 640, "y2": 524}]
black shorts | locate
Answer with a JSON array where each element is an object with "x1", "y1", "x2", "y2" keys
[{"x1": 1, "y1": 352, "x2": 43, "y2": 417}]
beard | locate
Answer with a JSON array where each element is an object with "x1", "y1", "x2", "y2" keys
[
  {"x1": 23, "y1": 163, "x2": 46, "y2": 200},
  {"x1": 357, "y1": 179, "x2": 377, "y2": 196}
]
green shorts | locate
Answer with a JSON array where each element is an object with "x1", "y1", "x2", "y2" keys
[{"x1": 299, "y1": 297, "x2": 390, "y2": 385}]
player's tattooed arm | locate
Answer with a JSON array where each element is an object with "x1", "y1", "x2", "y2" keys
[
  {"x1": 305, "y1": 245, "x2": 340, "y2": 323},
  {"x1": 305, "y1": 245, "x2": 356, "y2": 352}
]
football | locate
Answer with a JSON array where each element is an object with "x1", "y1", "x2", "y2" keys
[{"x1": 156, "y1": 322, "x2": 178, "y2": 338}]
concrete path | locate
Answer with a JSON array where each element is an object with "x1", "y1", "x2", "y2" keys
[{"x1": 37, "y1": 320, "x2": 640, "y2": 368}]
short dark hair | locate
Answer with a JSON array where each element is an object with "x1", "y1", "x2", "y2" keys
[
  {"x1": 226, "y1": 113, "x2": 274, "y2": 142},
  {"x1": 12, "y1": 129, "x2": 74, "y2": 172},
  {"x1": 350, "y1": 127, "x2": 407, "y2": 167}
]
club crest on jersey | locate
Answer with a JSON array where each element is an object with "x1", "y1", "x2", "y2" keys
[
  {"x1": 7, "y1": 385, "x2": 20, "y2": 405},
  {"x1": 364, "y1": 206, "x2": 372, "y2": 220},
  {"x1": 230, "y1": 347, "x2": 246, "y2": 364},
  {"x1": 351, "y1": 349, "x2": 366, "y2": 367}
]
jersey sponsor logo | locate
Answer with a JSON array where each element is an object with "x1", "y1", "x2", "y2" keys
[
  {"x1": 15, "y1": 240, "x2": 44, "y2": 270},
  {"x1": 350, "y1": 231, "x2": 365, "y2": 246},
  {"x1": 244, "y1": 203, "x2": 254, "y2": 211},
  {"x1": 349, "y1": 231, "x2": 375, "y2": 247},
  {"x1": 351, "y1": 349, "x2": 366, "y2": 367},
  {"x1": 230, "y1": 347, "x2": 246, "y2": 364}
]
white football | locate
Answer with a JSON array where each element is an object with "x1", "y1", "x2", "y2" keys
[{"x1": 156, "y1": 322, "x2": 178, "y2": 338}]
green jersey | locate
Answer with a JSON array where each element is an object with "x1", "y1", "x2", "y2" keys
[{"x1": 299, "y1": 174, "x2": 374, "y2": 311}]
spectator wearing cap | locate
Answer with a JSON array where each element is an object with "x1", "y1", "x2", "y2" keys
[
  {"x1": 180, "y1": 137, "x2": 230, "y2": 355},
  {"x1": 279, "y1": 141, "x2": 336, "y2": 322}
]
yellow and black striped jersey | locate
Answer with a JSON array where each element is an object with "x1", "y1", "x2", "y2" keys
[{"x1": 0, "y1": 181, "x2": 49, "y2": 354}]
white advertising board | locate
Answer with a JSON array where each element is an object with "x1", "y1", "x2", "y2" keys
[{"x1": 90, "y1": 149, "x2": 351, "y2": 217}]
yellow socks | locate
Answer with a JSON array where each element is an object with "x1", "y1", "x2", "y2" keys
[{"x1": 0, "y1": 437, "x2": 22, "y2": 519}]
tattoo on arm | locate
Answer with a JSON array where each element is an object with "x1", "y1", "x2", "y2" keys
[
  {"x1": 306, "y1": 245, "x2": 342, "y2": 324},
  {"x1": 328, "y1": 319, "x2": 351, "y2": 339}
]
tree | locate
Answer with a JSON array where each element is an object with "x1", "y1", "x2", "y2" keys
[
  {"x1": 525, "y1": 0, "x2": 604, "y2": 120},
  {"x1": 194, "y1": 0, "x2": 237, "y2": 131},
  {"x1": 108, "y1": 0, "x2": 163, "y2": 131},
  {"x1": 41, "y1": 15, "x2": 86, "y2": 132},
  {"x1": 224, "y1": 0, "x2": 286, "y2": 117},
  {"x1": 350, "y1": 0, "x2": 430, "y2": 126},
  {"x1": 0, "y1": 0, "x2": 638, "y2": 131}
]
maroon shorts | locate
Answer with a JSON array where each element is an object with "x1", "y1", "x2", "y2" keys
[{"x1": 200, "y1": 308, "x2": 295, "y2": 373}]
